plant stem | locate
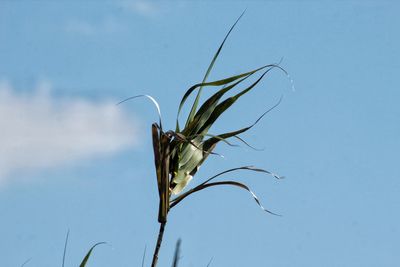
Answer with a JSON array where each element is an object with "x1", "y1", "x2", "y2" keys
[{"x1": 151, "y1": 222, "x2": 166, "y2": 267}]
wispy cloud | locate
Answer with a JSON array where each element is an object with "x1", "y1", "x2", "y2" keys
[
  {"x1": 65, "y1": 1, "x2": 164, "y2": 35},
  {"x1": 65, "y1": 20, "x2": 96, "y2": 35},
  {"x1": 65, "y1": 17, "x2": 122, "y2": 35},
  {"x1": 0, "y1": 81, "x2": 138, "y2": 185},
  {"x1": 119, "y1": 0, "x2": 160, "y2": 17}
]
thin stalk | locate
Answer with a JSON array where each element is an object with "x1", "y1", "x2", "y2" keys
[{"x1": 151, "y1": 222, "x2": 167, "y2": 267}]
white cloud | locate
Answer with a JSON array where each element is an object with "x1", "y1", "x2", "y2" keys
[
  {"x1": 0, "y1": 81, "x2": 139, "y2": 184},
  {"x1": 119, "y1": 0, "x2": 159, "y2": 17}
]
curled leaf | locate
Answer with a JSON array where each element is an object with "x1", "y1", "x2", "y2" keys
[
  {"x1": 118, "y1": 94, "x2": 163, "y2": 128},
  {"x1": 176, "y1": 64, "x2": 275, "y2": 131},
  {"x1": 203, "y1": 95, "x2": 283, "y2": 151},
  {"x1": 233, "y1": 135, "x2": 264, "y2": 151},
  {"x1": 171, "y1": 165, "x2": 282, "y2": 215},
  {"x1": 171, "y1": 180, "x2": 280, "y2": 216},
  {"x1": 79, "y1": 242, "x2": 106, "y2": 267}
]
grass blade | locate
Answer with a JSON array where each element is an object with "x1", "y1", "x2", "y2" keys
[
  {"x1": 203, "y1": 96, "x2": 283, "y2": 151},
  {"x1": 233, "y1": 135, "x2": 264, "y2": 151},
  {"x1": 176, "y1": 65, "x2": 270, "y2": 131},
  {"x1": 198, "y1": 166, "x2": 282, "y2": 186},
  {"x1": 166, "y1": 131, "x2": 223, "y2": 163},
  {"x1": 118, "y1": 94, "x2": 163, "y2": 128},
  {"x1": 171, "y1": 239, "x2": 182, "y2": 267},
  {"x1": 182, "y1": 75, "x2": 250, "y2": 136},
  {"x1": 20, "y1": 258, "x2": 32, "y2": 267},
  {"x1": 79, "y1": 242, "x2": 106, "y2": 267},
  {"x1": 171, "y1": 166, "x2": 281, "y2": 206},
  {"x1": 185, "y1": 10, "x2": 246, "y2": 128},
  {"x1": 196, "y1": 67, "x2": 275, "y2": 135},
  {"x1": 141, "y1": 245, "x2": 147, "y2": 267},
  {"x1": 171, "y1": 181, "x2": 280, "y2": 215},
  {"x1": 62, "y1": 229, "x2": 69, "y2": 267}
]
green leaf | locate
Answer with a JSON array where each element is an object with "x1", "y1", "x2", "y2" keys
[
  {"x1": 171, "y1": 239, "x2": 182, "y2": 267},
  {"x1": 199, "y1": 166, "x2": 283, "y2": 185},
  {"x1": 182, "y1": 75, "x2": 250, "y2": 136},
  {"x1": 171, "y1": 180, "x2": 280, "y2": 216},
  {"x1": 20, "y1": 258, "x2": 31, "y2": 267},
  {"x1": 203, "y1": 133, "x2": 237, "y2": 147},
  {"x1": 233, "y1": 135, "x2": 264, "y2": 151},
  {"x1": 203, "y1": 96, "x2": 283, "y2": 151},
  {"x1": 175, "y1": 65, "x2": 270, "y2": 132},
  {"x1": 141, "y1": 245, "x2": 147, "y2": 267},
  {"x1": 171, "y1": 66, "x2": 276, "y2": 195},
  {"x1": 185, "y1": 10, "x2": 246, "y2": 129},
  {"x1": 62, "y1": 229, "x2": 69, "y2": 267},
  {"x1": 168, "y1": 131, "x2": 223, "y2": 157},
  {"x1": 79, "y1": 242, "x2": 106, "y2": 267},
  {"x1": 171, "y1": 165, "x2": 281, "y2": 206},
  {"x1": 196, "y1": 67, "x2": 275, "y2": 136}
]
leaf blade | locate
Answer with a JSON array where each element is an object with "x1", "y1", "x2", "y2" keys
[
  {"x1": 196, "y1": 67, "x2": 275, "y2": 136},
  {"x1": 185, "y1": 10, "x2": 246, "y2": 128},
  {"x1": 171, "y1": 180, "x2": 279, "y2": 216},
  {"x1": 176, "y1": 65, "x2": 272, "y2": 131},
  {"x1": 171, "y1": 165, "x2": 282, "y2": 206},
  {"x1": 203, "y1": 96, "x2": 283, "y2": 151},
  {"x1": 79, "y1": 242, "x2": 106, "y2": 267},
  {"x1": 118, "y1": 94, "x2": 163, "y2": 128}
]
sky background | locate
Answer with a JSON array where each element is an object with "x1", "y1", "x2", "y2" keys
[{"x1": 1, "y1": 1, "x2": 399, "y2": 266}]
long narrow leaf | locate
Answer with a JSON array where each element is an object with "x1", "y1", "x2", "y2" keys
[
  {"x1": 171, "y1": 180, "x2": 279, "y2": 215},
  {"x1": 197, "y1": 67, "x2": 274, "y2": 135},
  {"x1": 189, "y1": 133, "x2": 264, "y2": 150},
  {"x1": 167, "y1": 131, "x2": 223, "y2": 158},
  {"x1": 79, "y1": 242, "x2": 106, "y2": 267},
  {"x1": 20, "y1": 258, "x2": 32, "y2": 267},
  {"x1": 203, "y1": 96, "x2": 283, "y2": 151},
  {"x1": 233, "y1": 135, "x2": 264, "y2": 151},
  {"x1": 203, "y1": 133, "x2": 238, "y2": 147},
  {"x1": 198, "y1": 63, "x2": 287, "y2": 136},
  {"x1": 171, "y1": 239, "x2": 182, "y2": 267},
  {"x1": 141, "y1": 245, "x2": 147, "y2": 267},
  {"x1": 171, "y1": 165, "x2": 281, "y2": 205},
  {"x1": 176, "y1": 65, "x2": 273, "y2": 131},
  {"x1": 186, "y1": 10, "x2": 246, "y2": 128},
  {"x1": 183, "y1": 75, "x2": 251, "y2": 136},
  {"x1": 185, "y1": 64, "x2": 280, "y2": 136},
  {"x1": 62, "y1": 230, "x2": 69, "y2": 267},
  {"x1": 200, "y1": 166, "x2": 282, "y2": 186},
  {"x1": 118, "y1": 94, "x2": 163, "y2": 128}
]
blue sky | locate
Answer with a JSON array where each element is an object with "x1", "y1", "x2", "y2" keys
[{"x1": 1, "y1": 1, "x2": 399, "y2": 266}]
